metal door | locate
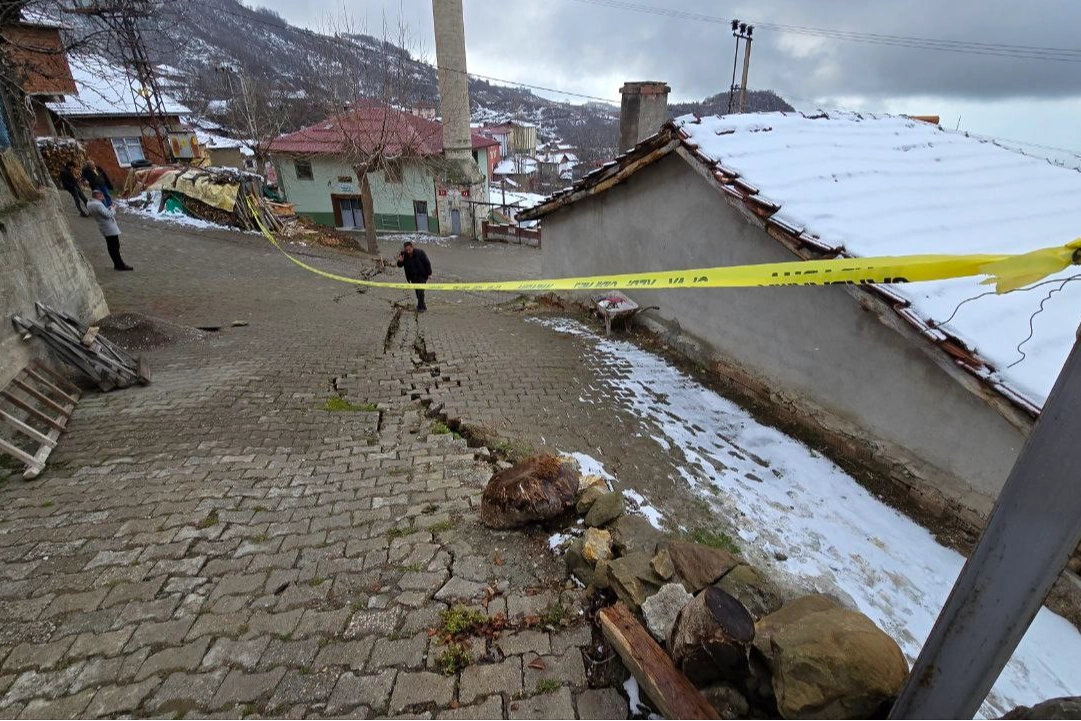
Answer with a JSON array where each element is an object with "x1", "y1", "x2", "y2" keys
[
  {"x1": 413, "y1": 200, "x2": 428, "y2": 232},
  {"x1": 451, "y1": 208, "x2": 461, "y2": 235}
]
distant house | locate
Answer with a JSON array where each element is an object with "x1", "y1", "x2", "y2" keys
[
  {"x1": 3, "y1": 13, "x2": 76, "y2": 138},
  {"x1": 185, "y1": 116, "x2": 255, "y2": 171},
  {"x1": 493, "y1": 154, "x2": 538, "y2": 191},
  {"x1": 267, "y1": 102, "x2": 497, "y2": 236},
  {"x1": 522, "y1": 110, "x2": 1081, "y2": 543},
  {"x1": 46, "y1": 54, "x2": 191, "y2": 183}
]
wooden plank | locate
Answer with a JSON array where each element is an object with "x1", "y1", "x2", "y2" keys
[
  {"x1": 11, "y1": 376, "x2": 71, "y2": 416},
  {"x1": 0, "y1": 390, "x2": 65, "y2": 431},
  {"x1": 598, "y1": 603, "x2": 720, "y2": 720},
  {"x1": 0, "y1": 436, "x2": 36, "y2": 467},
  {"x1": 137, "y1": 356, "x2": 151, "y2": 385},
  {"x1": 29, "y1": 361, "x2": 81, "y2": 398},
  {"x1": 0, "y1": 408, "x2": 55, "y2": 447},
  {"x1": 81, "y1": 326, "x2": 99, "y2": 346}
]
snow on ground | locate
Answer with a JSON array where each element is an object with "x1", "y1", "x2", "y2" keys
[
  {"x1": 383, "y1": 232, "x2": 451, "y2": 247},
  {"x1": 539, "y1": 317, "x2": 1081, "y2": 717},
  {"x1": 119, "y1": 192, "x2": 240, "y2": 233}
]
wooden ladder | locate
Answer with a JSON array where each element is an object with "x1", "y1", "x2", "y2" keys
[{"x1": 0, "y1": 360, "x2": 81, "y2": 480}]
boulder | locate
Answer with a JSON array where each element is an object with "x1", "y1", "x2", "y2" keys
[
  {"x1": 585, "y1": 492, "x2": 625, "y2": 528},
  {"x1": 668, "y1": 586, "x2": 755, "y2": 686},
  {"x1": 715, "y1": 564, "x2": 783, "y2": 621},
  {"x1": 564, "y1": 538, "x2": 595, "y2": 587},
  {"x1": 610, "y1": 514, "x2": 666, "y2": 556},
  {"x1": 701, "y1": 683, "x2": 751, "y2": 720},
  {"x1": 651, "y1": 548, "x2": 675, "y2": 580},
  {"x1": 576, "y1": 486, "x2": 606, "y2": 514},
  {"x1": 754, "y1": 594, "x2": 842, "y2": 663},
  {"x1": 582, "y1": 528, "x2": 613, "y2": 564},
  {"x1": 770, "y1": 608, "x2": 908, "y2": 719},
  {"x1": 593, "y1": 559, "x2": 611, "y2": 590},
  {"x1": 641, "y1": 582, "x2": 693, "y2": 642},
  {"x1": 1002, "y1": 697, "x2": 1081, "y2": 719},
  {"x1": 608, "y1": 552, "x2": 666, "y2": 610},
  {"x1": 665, "y1": 540, "x2": 741, "y2": 592},
  {"x1": 480, "y1": 455, "x2": 579, "y2": 529}
]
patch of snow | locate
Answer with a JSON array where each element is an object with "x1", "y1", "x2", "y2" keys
[
  {"x1": 384, "y1": 232, "x2": 450, "y2": 247},
  {"x1": 48, "y1": 54, "x2": 190, "y2": 117},
  {"x1": 547, "y1": 533, "x2": 571, "y2": 554},
  {"x1": 623, "y1": 676, "x2": 646, "y2": 715},
  {"x1": 538, "y1": 317, "x2": 1081, "y2": 717},
  {"x1": 119, "y1": 192, "x2": 240, "y2": 233},
  {"x1": 564, "y1": 451, "x2": 613, "y2": 480},
  {"x1": 623, "y1": 488, "x2": 664, "y2": 530}
]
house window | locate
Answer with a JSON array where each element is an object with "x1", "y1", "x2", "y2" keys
[
  {"x1": 337, "y1": 175, "x2": 352, "y2": 183},
  {"x1": 111, "y1": 136, "x2": 145, "y2": 167},
  {"x1": 294, "y1": 158, "x2": 313, "y2": 180},
  {"x1": 384, "y1": 160, "x2": 403, "y2": 183}
]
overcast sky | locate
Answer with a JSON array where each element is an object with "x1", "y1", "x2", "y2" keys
[{"x1": 258, "y1": 0, "x2": 1081, "y2": 157}]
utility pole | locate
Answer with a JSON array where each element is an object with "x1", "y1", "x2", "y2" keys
[
  {"x1": 889, "y1": 317, "x2": 1081, "y2": 718},
  {"x1": 726, "y1": 19, "x2": 741, "y2": 115},
  {"x1": 72, "y1": 0, "x2": 172, "y2": 163},
  {"x1": 738, "y1": 23, "x2": 754, "y2": 113}
]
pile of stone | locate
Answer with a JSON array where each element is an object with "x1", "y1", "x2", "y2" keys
[
  {"x1": 479, "y1": 454, "x2": 911, "y2": 719},
  {"x1": 571, "y1": 482, "x2": 910, "y2": 718}
]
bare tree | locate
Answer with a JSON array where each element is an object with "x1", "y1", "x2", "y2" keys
[
  {"x1": 302, "y1": 8, "x2": 468, "y2": 255},
  {"x1": 208, "y1": 66, "x2": 291, "y2": 170}
]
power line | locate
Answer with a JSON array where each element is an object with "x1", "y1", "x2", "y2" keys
[{"x1": 570, "y1": 0, "x2": 1081, "y2": 63}]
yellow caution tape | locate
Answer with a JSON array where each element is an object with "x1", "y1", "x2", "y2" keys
[{"x1": 247, "y1": 198, "x2": 1081, "y2": 294}]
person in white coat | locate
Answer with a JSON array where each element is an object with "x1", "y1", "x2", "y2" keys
[{"x1": 86, "y1": 190, "x2": 132, "y2": 271}]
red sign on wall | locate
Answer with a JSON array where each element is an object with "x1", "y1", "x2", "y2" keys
[{"x1": 438, "y1": 188, "x2": 448, "y2": 196}]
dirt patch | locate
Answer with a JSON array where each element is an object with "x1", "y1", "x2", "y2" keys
[{"x1": 97, "y1": 312, "x2": 208, "y2": 351}]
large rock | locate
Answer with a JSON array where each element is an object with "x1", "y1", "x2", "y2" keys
[
  {"x1": 701, "y1": 683, "x2": 751, "y2": 720},
  {"x1": 770, "y1": 608, "x2": 908, "y2": 719},
  {"x1": 582, "y1": 528, "x2": 613, "y2": 564},
  {"x1": 608, "y1": 552, "x2": 665, "y2": 610},
  {"x1": 576, "y1": 486, "x2": 606, "y2": 514},
  {"x1": 585, "y1": 492, "x2": 625, "y2": 527},
  {"x1": 651, "y1": 548, "x2": 675, "y2": 580},
  {"x1": 480, "y1": 455, "x2": 578, "y2": 529},
  {"x1": 641, "y1": 582, "x2": 693, "y2": 642},
  {"x1": 715, "y1": 564, "x2": 783, "y2": 621},
  {"x1": 579, "y1": 474, "x2": 609, "y2": 492},
  {"x1": 665, "y1": 540, "x2": 742, "y2": 592},
  {"x1": 610, "y1": 514, "x2": 666, "y2": 556},
  {"x1": 564, "y1": 538, "x2": 594, "y2": 587},
  {"x1": 754, "y1": 594, "x2": 842, "y2": 663},
  {"x1": 1002, "y1": 697, "x2": 1081, "y2": 719}
]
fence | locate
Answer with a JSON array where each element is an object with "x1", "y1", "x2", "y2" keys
[{"x1": 481, "y1": 220, "x2": 541, "y2": 248}]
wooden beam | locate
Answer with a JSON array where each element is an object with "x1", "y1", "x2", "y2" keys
[
  {"x1": 0, "y1": 408, "x2": 55, "y2": 447},
  {"x1": 0, "y1": 390, "x2": 65, "y2": 431},
  {"x1": 598, "y1": 603, "x2": 720, "y2": 720},
  {"x1": 11, "y1": 376, "x2": 71, "y2": 416}
]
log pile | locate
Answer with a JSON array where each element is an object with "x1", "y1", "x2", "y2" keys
[
  {"x1": 36, "y1": 137, "x2": 87, "y2": 183},
  {"x1": 127, "y1": 165, "x2": 285, "y2": 233}
]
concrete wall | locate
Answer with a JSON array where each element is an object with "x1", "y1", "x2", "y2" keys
[
  {"x1": 541, "y1": 152, "x2": 1027, "y2": 523},
  {"x1": 1, "y1": 188, "x2": 108, "y2": 388}
]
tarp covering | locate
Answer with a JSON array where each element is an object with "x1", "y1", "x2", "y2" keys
[{"x1": 145, "y1": 168, "x2": 239, "y2": 212}]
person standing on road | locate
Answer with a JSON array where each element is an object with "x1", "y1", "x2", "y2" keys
[
  {"x1": 396, "y1": 241, "x2": 431, "y2": 312},
  {"x1": 82, "y1": 159, "x2": 114, "y2": 207},
  {"x1": 57, "y1": 162, "x2": 89, "y2": 216},
  {"x1": 86, "y1": 190, "x2": 132, "y2": 271}
]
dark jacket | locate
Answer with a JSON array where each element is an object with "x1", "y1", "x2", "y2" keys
[
  {"x1": 82, "y1": 165, "x2": 112, "y2": 190},
  {"x1": 396, "y1": 248, "x2": 432, "y2": 282},
  {"x1": 58, "y1": 167, "x2": 80, "y2": 192}
]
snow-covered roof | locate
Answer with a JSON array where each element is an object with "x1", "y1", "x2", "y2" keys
[
  {"x1": 46, "y1": 54, "x2": 190, "y2": 118},
  {"x1": 494, "y1": 156, "x2": 538, "y2": 175},
  {"x1": 529, "y1": 111, "x2": 1081, "y2": 412}
]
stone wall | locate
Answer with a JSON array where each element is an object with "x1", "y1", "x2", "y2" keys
[{"x1": 0, "y1": 187, "x2": 108, "y2": 387}]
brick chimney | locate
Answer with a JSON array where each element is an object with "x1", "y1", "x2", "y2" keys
[{"x1": 619, "y1": 81, "x2": 671, "y2": 153}]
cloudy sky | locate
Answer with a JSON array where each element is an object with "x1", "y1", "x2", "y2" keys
[{"x1": 258, "y1": 0, "x2": 1081, "y2": 158}]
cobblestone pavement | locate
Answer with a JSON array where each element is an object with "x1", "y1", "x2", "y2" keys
[{"x1": 0, "y1": 215, "x2": 628, "y2": 719}]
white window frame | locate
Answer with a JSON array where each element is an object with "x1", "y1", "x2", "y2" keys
[{"x1": 111, "y1": 136, "x2": 145, "y2": 167}]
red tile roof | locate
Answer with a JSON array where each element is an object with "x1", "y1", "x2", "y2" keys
[{"x1": 267, "y1": 101, "x2": 498, "y2": 157}]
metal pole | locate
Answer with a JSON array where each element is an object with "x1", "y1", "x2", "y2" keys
[
  {"x1": 890, "y1": 323, "x2": 1081, "y2": 719},
  {"x1": 727, "y1": 20, "x2": 741, "y2": 115},
  {"x1": 739, "y1": 29, "x2": 753, "y2": 113}
]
